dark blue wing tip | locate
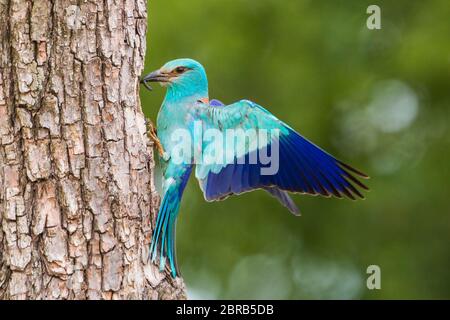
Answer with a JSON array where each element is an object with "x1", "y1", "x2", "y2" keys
[{"x1": 203, "y1": 130, "x2": 370, "y2": 203}]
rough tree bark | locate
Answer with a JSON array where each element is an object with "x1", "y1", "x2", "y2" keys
[{"x1": 0, "y1": 0, "x2": 185, "y2": 299}]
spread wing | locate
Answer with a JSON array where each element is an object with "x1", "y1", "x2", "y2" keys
[{"x1": 194, "y1": 99, "x2": 369, "y2": 206}]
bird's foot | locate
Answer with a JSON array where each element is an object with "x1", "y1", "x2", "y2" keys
[{"x1": 146, "y1": 118, "x2": 166, "y2": 158}]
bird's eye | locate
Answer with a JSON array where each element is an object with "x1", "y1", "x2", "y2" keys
[{"x1": 174, "y1": 67, "x2": 187, "y2": 74}]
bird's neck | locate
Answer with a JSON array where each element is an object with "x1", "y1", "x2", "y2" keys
[{"x1": 164, "y1": 80, "x2": 209, "y2": 104}]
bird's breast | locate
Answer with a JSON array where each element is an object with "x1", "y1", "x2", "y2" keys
[{"x1": 157, "y1": 101, "x2": 199, "y2": 164}]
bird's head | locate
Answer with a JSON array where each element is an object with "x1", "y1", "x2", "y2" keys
[{"x1": 141, "y1": 58, "x2": 208, "y2": 100}]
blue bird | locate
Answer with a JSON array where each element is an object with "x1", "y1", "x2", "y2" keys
[{"x1": 141, "y1": 58, "x2": 369, "y2": 277}]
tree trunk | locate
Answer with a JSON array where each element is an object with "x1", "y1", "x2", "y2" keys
[{"x1": 0, "y1": 0, "x2": 185, "y2": 300}]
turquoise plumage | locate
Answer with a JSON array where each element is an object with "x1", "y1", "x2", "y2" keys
[{"x1": 141, "y1": 58, "x2": 369, "y2": 277}]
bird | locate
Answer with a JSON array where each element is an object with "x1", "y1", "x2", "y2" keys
[{"x1": 141, "y1": 58, "x2": 369, "y2": 278}]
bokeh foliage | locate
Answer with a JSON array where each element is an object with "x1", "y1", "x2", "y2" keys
[{"x1": 140, "y1": 0, "x2": 450, "y2": 299}]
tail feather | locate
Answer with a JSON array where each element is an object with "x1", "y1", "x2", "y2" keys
[
  {"x1": 167, "y1": 212, "x2": 179, "y2": 273},
  {"x1": 150, "y1": 186, "x2": 180, "y2": 277},
  {"x1": 150, "y1": 166, "x2": 192, "y2": 278}
]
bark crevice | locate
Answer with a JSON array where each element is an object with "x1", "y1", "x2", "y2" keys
[{"x1": 0, "y1": 0, "x2": 185, "y2": 300}]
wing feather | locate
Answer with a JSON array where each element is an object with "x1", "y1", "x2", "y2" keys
[{"x1": 195, "y1": 100, "x2": 368, "y2": 208}]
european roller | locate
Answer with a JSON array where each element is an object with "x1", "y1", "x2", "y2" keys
[{"x1": 141, "y1": 58, "x2": 369, "y2": 277}]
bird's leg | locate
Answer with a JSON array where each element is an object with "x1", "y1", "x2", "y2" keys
[{"x1": 146, "y1": 118, "x2": 166, "y2": 158}]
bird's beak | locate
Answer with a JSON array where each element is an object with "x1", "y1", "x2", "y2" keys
[{"x1": 140, "y1": 69, "x2": 170, "y2": 91}]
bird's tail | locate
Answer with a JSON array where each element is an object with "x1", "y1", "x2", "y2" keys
[
  {"x1": 150, "y1": 167, "x2": 192, "y2": 278},
  {"x1": 150, "y1": 184, "x2": 181, "y2": 277}
]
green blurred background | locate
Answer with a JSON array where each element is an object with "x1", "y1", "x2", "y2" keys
[{"x1": 140, "y1": 0, "x2": 450, "y2": 299}]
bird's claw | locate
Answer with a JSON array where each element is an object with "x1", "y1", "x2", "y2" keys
[{"x1": 146, "y1": 118, "x2": 166, "y2": 158}]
